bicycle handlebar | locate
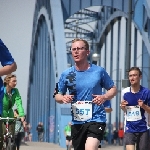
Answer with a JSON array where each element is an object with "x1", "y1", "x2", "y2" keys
[{"x1": 0, "y1": 117, "x2": 16, "y2": 121}]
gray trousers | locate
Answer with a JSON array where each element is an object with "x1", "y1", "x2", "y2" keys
[{"x1": 38, "y1": 132, "x2": 44, "y2": 142}]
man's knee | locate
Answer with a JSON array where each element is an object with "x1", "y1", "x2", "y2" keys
[
  {"x1": 126, "y1": 145, "x2": 135, "y2": 150},
  {"x1": 85, "y1": 137, "x2": 100, "y2": 150},
  {"x1": 66, "y1": 140, "x2": 69, "y2": 145},
  {"x1": 69, "y1": 140, "x2": 72, "y2": 145}
]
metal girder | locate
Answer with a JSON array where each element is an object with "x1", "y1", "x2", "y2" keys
[
  {"x1": 64, "y1": 7, "x2": 99, "y2": 53},
  {"x1": 65, "y1": 17, "x2": 98, "y2": 27},
  {"x1": 65, "y1": 20, "x2": 94, "y2": 31},
  {"x1": 71, "y1": 8, "x2": 99, "y2": 18},
  {"x1": 61, "y1": 0, "x2": 128, "y2": 21},
  {"x1": 65, "y1": 21, "x2": 94, "y2": 39},
  {"x1": 65, "y1": 8, "x2": 100, "y2": 30},
  {"x1": 65, "y1": 32, "x2": 93, "y2": 39}
]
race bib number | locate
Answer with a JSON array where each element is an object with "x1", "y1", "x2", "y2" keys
[
  {"x1": 72, "y1": 101, "x2": 92, "y2": 121},
  {"x1": 126, "y1": 105, "x2": 142, "y2": 121}
]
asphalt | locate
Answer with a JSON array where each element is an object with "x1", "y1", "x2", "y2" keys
[{"x1": 20, "y1": 142, "x2": 124, "y2": 150}]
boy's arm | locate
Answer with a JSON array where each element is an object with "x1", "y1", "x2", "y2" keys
[{"x1": 105, "y1": 108, "x2": 113, "y2": 113}]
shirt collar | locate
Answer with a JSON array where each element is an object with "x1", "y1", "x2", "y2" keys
[{"x1": 4, "y1": 87, "x2": 15, "y2": 94}]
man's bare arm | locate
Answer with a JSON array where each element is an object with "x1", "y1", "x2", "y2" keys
[
  {"x1": 120, "y1": 105, "x2": 126, "y2": 112},
  {"x1": 104, "y1": 86, "x2": 117, "y2": 100},
  {"x1": 0, "y1": 62, "x2": 17, "y2": 76},
  {"x1": 55, "y1": 93, "x2": 74, "y2": 104},
  {"x1": 141, "y1": 104, "x2": 150, "y2": 114},
  {"x1": 55, "y1": 94, "x2": 64, "y2": 104},
  {"x1": 120, "y1": 100, "x2": 128, "y2": 112},
  {"x1": 105, "y1": 108, "x2": 113, "y2": 113},
  {"x1": 92, "y1": 86, "x2": 117, "y2": 105},
  {"x1": 138, "y1": 100, "x2": 150, "y2": 114}
]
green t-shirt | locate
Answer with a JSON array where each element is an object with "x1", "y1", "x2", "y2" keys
[{"x1": 64, "y1": 125, "x2": 71, "y2": 136}]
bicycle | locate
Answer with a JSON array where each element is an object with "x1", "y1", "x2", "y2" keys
[{"x1": 0, "y1": 117, "x2": 16, "y2": 150}]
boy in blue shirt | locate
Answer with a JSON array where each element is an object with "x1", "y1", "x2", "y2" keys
[{"x1": 120, "y1": 67, "x2": 150, "y2": 150}]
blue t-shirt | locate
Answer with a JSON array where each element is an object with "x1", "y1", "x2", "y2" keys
[
  {"x1": 0, "y1": 39, "x2": 14, "y2": 114},
  {"x1": 58, "y1": 64, "x2": 114, "y2": 124},
  {"x1": 102, "y1": 92, "x2": 111, "y2": 108},
  {"x1": 103, "y1": 100, "x2": 111, "y2": 108},
  {"x1": 122, "y1": 86, "x2": 150, "y2": 133}
]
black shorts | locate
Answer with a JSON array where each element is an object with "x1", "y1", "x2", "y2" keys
[
  {"x1": 71, "y1": 122, "x2": 106, "y2": 150},
  {"x1": 124, "y1": 130, "x2": 149, "y2": 150},
  {"x1": 66, "y1": 136, "x2": 72, "y2": 141}
]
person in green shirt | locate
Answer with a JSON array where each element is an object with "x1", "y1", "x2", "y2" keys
[
  {"x1": 2, "y1": 74, "x2": 25, "y2": 119},
  {"x1": 64, "y1": 122, "x2": 72, "y2": 150},
  {"x1": 0, "y1": 74, "x2": 25, "y2": 149}
]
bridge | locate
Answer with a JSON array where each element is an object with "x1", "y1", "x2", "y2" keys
[
  {"x1": 20, "y1": 142, "x2": 123, "y2": 150},
  {"x1": 26, "y1": 0, "x2": 150, "y2": 148}
]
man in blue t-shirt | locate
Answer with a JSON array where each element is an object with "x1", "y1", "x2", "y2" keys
[
  {"x1": 120, "y1": 67, "x2": 150, "y2": 150},
  {"x1": 54, "y1": 38, "x2": 117, "y2": 150},
  {"x1": 0, "y1": 39, "x2": 17, "y2": 149}
]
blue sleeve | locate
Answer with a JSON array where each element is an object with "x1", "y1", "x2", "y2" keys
[
  {"x1": 0, "y1": 91, "x2": 4, "y2": 115},
  {"x1": 103, "y1": 100, "x2": 111, "y2": 108},
  {"x1": 100, "y1": 68, "x2": 114, "y2": 90},
  {"x1": 58, "y1": 73, "x2": 67, "y2": 95},
  {"x1": 0, "y1": 39, "x2": 14, "y2": 66}
]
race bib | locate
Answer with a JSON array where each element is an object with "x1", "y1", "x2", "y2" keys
[
  {"x1": 72, "y1": 101, "x2": 92, "y2": 121},
  {"x1": 126, "y1": 105, "x2": 142, "y2": 121},
  {"x1": 66, "y1": 131, "x2": 71, "y2": 136}
]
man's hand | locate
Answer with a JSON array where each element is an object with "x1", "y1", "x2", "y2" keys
[
  {"x1": 137, "y1": 99, "x2": 150, "y2": 114},
  {"x1": 120, "y1": 100, "x2": 128, "y2": 107},
  {"x1": 23, "y1": 121, "x2": 27, "y2": 127},
  {"x1": 20, "y1": 117, "x2": 25, "y2": 122},
  {"x1": 92, "y1": 94, "x2": 106, "y2": 105},
  {"x1": 120, "y1": 100, "x2": 128, "y2": 111},
  {"x1": 138, "y1": 99, "x2": 144, "y2": 108},
  {"x1": 62, "y1": 95, "x2": 74, "y2": 104}
]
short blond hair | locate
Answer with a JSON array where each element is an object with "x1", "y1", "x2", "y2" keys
[
  {"x1": 3, "y1": 74, "x2": 16, "y2": 86},
  {"x1": 71, "y1": 38, "x2": 89, "y2": 50}
]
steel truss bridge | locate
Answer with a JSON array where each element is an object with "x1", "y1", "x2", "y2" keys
[{"x1": 27, "y1": 0, "x2": 150, "y2": 147}]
